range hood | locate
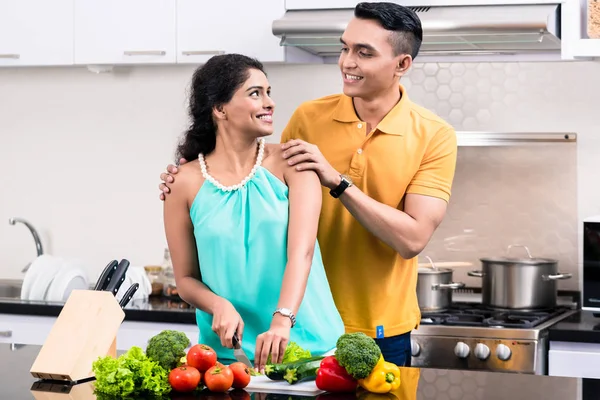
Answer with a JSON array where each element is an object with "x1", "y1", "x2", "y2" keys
[{"x1": 272, "y1": 4, "x2": 561, "y2": 58}]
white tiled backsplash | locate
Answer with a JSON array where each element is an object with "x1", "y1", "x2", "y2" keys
[{"x1": 1, "y1": 61, "x2": 599, "y2": 290}]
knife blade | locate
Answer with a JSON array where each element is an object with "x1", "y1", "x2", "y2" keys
[
  {"x1": 232, "y1": 333, "x2": 252, "y2": 368},
  {"x1": 104, "y1": 259, "x2": 130, "y2": 296},
  {"x1": 119, "y1": 283, "x2": 139, "y2": 308},
  {"x1": 94, "y1": 260, "x2": 118, "y2": 291}
]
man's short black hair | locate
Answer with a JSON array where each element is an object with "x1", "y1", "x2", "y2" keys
[{"x1": 354, "y1": 2, "x2": 423, "y2": 59}]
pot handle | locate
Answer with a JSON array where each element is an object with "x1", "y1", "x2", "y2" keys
[
  {"x1": 432, "y1": 282, "x2": 466, "y2": 290},
  {"x1": 468, "y1": 270, "x2": 483, "y2": 277},
  {"x1": 544, "y1": 273, "x2": 573, "y2": 281},
  {"x1": 506, "y1": 244, "x2": 533, "y2": 258}
]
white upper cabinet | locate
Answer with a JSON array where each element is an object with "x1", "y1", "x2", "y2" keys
[
  {"x1": 0, "y1": 0, "x2": 74, "y2": 67},
  {"x1": 176, "y1": 0, "x2": 285, "y2": 64},
  {"x1": 74, "y1": 0, "x2": 177, "y2": 65}
]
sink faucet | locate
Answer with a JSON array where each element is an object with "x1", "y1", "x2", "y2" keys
[{"x1": 8, "y1": 217, "x2": 44, "y2": 273}]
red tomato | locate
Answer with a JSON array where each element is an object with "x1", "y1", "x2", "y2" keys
[
  {"x1": 187, "y1": 344, "x2": 217, "y2": 372},
  {"x1": 228, "y1": 362, "x2": 251, "y2": 389},
  {"x1": 204, "y1": 365, "x2": 234, "y2": 393},
  {"x1": 229, "y1": 389, "x2": 251, "y2": 400},
  {"x1": 169, "y1": 366, "x2": 201, "y2": 393}
]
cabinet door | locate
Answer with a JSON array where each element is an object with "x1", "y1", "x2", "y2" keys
[
  {"x1": 0, "y1": 0, "x2": 74, "y2": 67},
  {"x1": 177, "y1": 0, "x2": 285, "y2": 64},
  {"x1": 74, "y1": 0, "x2": 176, "y2": 65},
  {"x1": 118, "y1": 320, "x2": 198, "y2": 351},
  {"x1": 0, "y1": 314, "x2": 55, "y2": 345}
]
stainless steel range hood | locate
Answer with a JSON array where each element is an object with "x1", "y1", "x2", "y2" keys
[{"x1": 272, "y1": 4, "x2": 561, "y2": 58}]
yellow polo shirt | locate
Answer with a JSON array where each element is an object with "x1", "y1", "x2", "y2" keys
[{"x1": 280, "y1": 85, "x2": 457, "y2": 338}]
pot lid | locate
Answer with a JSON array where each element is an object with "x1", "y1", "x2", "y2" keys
[
  {"x1": 481, "y1": 245, "x2": 557, "y2": 265},
  {"x1": 479, "y1": 256, "x2": 557, "y2": 265},
  {"x1": 418, "y1": 267, "x2": 452, "y2": 274}
]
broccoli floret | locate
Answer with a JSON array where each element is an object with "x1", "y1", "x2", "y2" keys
[
  {"x1": 145, "y1": 330, "x2": 191, "y2": 370},
  {"x1": 334, "y1": 332, "x2": 382, "y2": 379}
]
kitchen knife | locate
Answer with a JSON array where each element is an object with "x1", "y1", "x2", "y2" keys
[
  {"x1": 232, "y1": 333, "x2": 252, "y2": 368},
  {"x1": 104, "y1": 259, "x2": 130, "y2": 296},
  {"x1": 118, "y1": 283, "x2": 139, "y2": 308},
  {"x1": 93, "y1": 260, "x2": 118, "y2": 291}
]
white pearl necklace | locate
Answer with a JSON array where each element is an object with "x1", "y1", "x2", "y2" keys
[{"x1": 198, "y1": 138, "x2": 265, "y2": 192}]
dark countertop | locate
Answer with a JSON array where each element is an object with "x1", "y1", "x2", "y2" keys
[
  {"x1": 0, "y1": 295, "x2": 196, "y2": 324},
  {"x1": 3, "y1": 343, "x2": 600, "y2": 400},
  {"x1": 549, "y1": 310, "x2": 600, "y2": 344}
]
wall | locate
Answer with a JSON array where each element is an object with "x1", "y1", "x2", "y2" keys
[{"x1": 1, "y1": 60, "x2": 599, "y2": 290}]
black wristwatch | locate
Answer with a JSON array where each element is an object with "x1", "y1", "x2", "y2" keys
[{"x1": 329, "y1": 174, "x2": 353, "y2": 198}]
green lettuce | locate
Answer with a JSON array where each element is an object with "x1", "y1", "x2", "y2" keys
[
  {"x1": 266, "y1": 341, "x2": 312, "y2": 365},
  {"x1": 282, "y1": 341, "x2": 311, "y2": 363},
  {"x1": 92, "y1": 346, "x2": 171, "y2": 398}
]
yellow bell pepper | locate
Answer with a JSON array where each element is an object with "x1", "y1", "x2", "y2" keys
[{"x1": 358, "y1": 359, "x2": 401, "y2": 394}]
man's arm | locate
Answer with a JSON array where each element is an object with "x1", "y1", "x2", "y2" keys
[
  {"x1": 339, "y1": 190, "x2": 447, "y2": 259},
  {"x1": 339, "y1": 127, "x2": 457, "y2": 259},
  {"x1": 284, "y1": 124, "x2": 457, "y2": 260}
]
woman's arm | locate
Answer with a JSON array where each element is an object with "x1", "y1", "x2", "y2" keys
[
  {"x1": 163, "y1": 171, "x2": 244, "y2": 348},
  {"x1": 254, "y1": 166, "x2": 322, "y2": 371}
]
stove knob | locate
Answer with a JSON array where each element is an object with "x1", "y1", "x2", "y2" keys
[
  {"x1": 411, "y1": 341, "x2": 421, "y2": 357},
  {"x1": 454, "y1": 341, "x2": 470, "y2": 358},
  {"x1": 474, "y1": 343, "x2": 490, "y2": 360},
  {"x1": 496, "y1": 344, "x2": 512, "y2": 361}
]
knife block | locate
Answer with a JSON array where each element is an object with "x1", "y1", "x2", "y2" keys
[
  {"x1": 30, "y1": 289, "x2": 125, "y2": 382},
  {"x1": 30, "y1": 380, "x2": 96, "y2": 400}
]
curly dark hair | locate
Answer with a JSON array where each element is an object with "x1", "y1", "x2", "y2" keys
[{"x1": 176, "y1": 54, "x2": 266, "y2": 162}]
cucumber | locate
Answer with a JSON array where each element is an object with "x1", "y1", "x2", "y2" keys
[
  {"x1": 264, "y1": 363, "x2": 287, "y2": 380},
  {"x1": 265, "y1": 356, "x2": 325, "y2": 381},
  {"x1": 283, "y1": 358, "x2": 322, "y2": 385}
]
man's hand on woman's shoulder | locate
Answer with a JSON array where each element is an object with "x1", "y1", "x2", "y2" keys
[{"x1": 159, "y1": 158, "x2": 188, "y2": 200}]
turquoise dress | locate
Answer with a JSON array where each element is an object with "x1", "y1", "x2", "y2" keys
[{"x1": 189, "y1": 165, "x2": 345, "y2": 362}]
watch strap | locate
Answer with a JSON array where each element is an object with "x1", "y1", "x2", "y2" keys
[
  {"x1": 273, "y1": 308, "x2": 296, "y2": 327},
  {"x1": 330, "y1": 176, "x2": 351, "y2": 198}
]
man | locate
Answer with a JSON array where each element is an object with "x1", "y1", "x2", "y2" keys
[{"x1": 159, "y1": 2, "x2": 457, "y2": 367}]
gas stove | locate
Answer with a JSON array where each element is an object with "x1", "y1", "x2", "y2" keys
[{"x1": 410, "y1": 302, "x2": 578, "y2": 375}]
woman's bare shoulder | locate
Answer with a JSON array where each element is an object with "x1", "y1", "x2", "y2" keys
[
  {"x1": 169, "y1": 160, "x2": 204, "y2": 200},
  {"x1": 262, "y1": 143, "x2": 288, "y2": 183}
]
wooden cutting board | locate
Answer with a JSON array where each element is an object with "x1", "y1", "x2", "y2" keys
[{"x1": 245, "y1": 375, "x2": 324, "y2": 395}]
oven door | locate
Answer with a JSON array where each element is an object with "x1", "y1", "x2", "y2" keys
[{"x1": 583, "y1": 221, "x2": 600, "y2": 311}]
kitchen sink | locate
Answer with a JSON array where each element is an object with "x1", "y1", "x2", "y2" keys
[{"x1": 0, "y1": 279, "x2": 23, "y2": 299}]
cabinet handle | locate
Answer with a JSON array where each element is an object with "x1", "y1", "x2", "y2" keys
[
  {"x1": 0, "y1": 330, "x2": 12, "y2": 337},
  {"x1": 0, "y1": 54, "x2": 20, "y2": 59},
  {"x1": 123, "y1": 51, "x2": 166, "y2": 56},
  {"x1": 181, "y1": 50, "x2": 225, "y2": 56}
]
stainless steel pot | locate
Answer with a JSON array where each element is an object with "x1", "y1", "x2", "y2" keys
[
  {"x1": 417, "y1": 257, "x2": 465, "y2": 312},
  {"x1": 468, "y1": 245, "x2": 572, "y2": 310}
]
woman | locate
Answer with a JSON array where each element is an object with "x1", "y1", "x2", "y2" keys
[{"x1": 163, "y1": 54, "x2": 344, "y2": 372}]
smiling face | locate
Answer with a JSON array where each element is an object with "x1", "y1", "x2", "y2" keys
[
  {"x1": 338, "y1": 17, "x2": 412, "y2": 101},
  {"x1": 217, "y1": 68, "x2": 275, "y2": 138}
]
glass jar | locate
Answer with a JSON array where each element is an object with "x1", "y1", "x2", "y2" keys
[
  {"x1": 161, "y1": 248, "x2": 180, "y2": 299},
  {"x1": 589, "y1": 0, "x2": 600, "y2": 39},
  {"x1": 144, "y1": 265, "x2": 164, "y2": 296}
]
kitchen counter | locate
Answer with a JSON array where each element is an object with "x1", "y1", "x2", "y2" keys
[
  {"x1": 549, "y1": 310, "x2": 600, "y2": 343},
  {"x1": 3, "y1": 343, "x2": 599, "y2": 400},
  {"x1": 0, "y1": 295, "x2": 196, "y2": 324}
]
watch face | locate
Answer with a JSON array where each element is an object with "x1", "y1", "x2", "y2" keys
[{"x1": 341, "y1": 175, "x2": 353, "y2": 185}]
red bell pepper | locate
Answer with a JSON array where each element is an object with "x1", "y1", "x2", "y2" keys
[{"x1": 316, "y1": 356, "x2": 358, "y2": 393}]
